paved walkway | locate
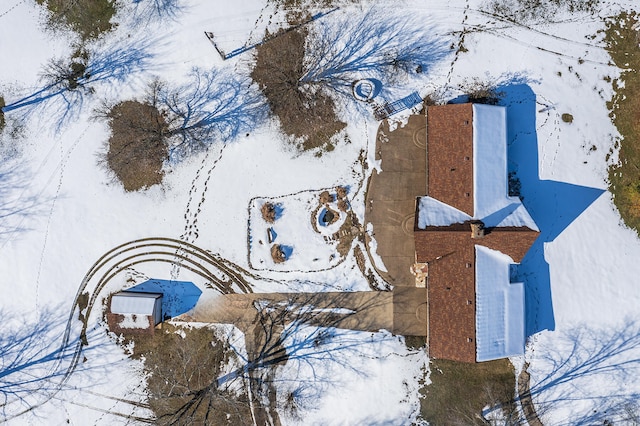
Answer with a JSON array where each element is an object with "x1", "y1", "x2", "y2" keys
[
  {"x1": 365, "y1": 115, "x2": 427, "y2": 288},
  {"x1": 191, "y1": 288, "x2": 427, "y2": 336},
  {"x1": 192, "y1": 291, "x2": 394, "y2": 332}
]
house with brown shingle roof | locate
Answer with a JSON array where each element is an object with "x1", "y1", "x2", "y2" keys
[{"x1": 414, "y1": 103, "x2": 539, "y2": 363}]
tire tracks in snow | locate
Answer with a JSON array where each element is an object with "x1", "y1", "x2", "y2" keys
[{"x1": 3, "y1": 237, "x2": 263, "y2": 423}]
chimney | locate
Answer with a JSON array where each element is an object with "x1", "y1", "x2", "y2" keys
[{"x1": 470, "y1": 221, "x2": 485, "y2": 239}]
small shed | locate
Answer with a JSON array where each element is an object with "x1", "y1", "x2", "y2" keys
[
  {"x1": 107, "y1": 291, "x2": 163, "y2": 336},
  {"x1": 111, "y1": 291, "x2": 163, "y2": 324}
]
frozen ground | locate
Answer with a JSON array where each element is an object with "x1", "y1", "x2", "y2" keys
[{"x1": 1, "y1": 0, "x2": 640, "y2": 424}]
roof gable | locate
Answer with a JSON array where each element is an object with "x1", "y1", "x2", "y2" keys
[{"x1": 111, "y1": 291, "x2": 162, "y2": 315}]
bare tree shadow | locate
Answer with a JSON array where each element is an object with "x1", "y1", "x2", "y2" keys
[
  {"x1": 1, "y1": 37, "x2": 154, "y2": 132},
  {"x1": 156, "y1": 67, "x2": 268, "y2": 161},
  {"x1": 498, "y1": 83, "x2": 604, "y2": 337},
  {"x1": 528, "y1": 320, "x2": 640, "y2": 425},
  {"x1": 162, "y1": 292, "x2": 404, "y2": 424},
  {"x1": 0, "y1": 158, "x2": 50, "y2": 244},
  {"x1": 131, "y1": 0, "x2": 186, "y2": 24},
  {"x1": 0, "y1": 306, "x2": 108, "y2": 421},
  {"x1": 302, "y1": 8, "x2": 451, "y2": 103}
]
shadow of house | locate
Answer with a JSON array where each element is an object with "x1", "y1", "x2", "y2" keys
[
  {"x1": 499, "y1": 84, "x2": 604, "y2": 337},
  {"x1": 107, "y1": 279, "x2": 202, "y2": 336},
  {"x1": 415, "y1": 87, "x2": 604, "y2": 362}
]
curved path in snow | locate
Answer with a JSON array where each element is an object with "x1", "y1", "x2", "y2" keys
[{"x1": 5, "y1": 237, "x2": 259, "y2": 423}]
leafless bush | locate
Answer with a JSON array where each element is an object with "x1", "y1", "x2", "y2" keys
[
  {"x1": 251, "y1": 28, "x2": 346, "y2": 152},
  {"x1": 462, "y1": 78, "x2": 505, "y2": 105},
  {"x1": 271, "y1": 244, "x2": 287, "y2": 263},
  {"x1": 101, "y1": 100, "x2": 168, "y2": 191},
  {"x1": 319, "y1": 190, "x2": 334, "y2": 204},
  {"x1": 261, "y1": 202, "x2": 277, "y2": 223}
]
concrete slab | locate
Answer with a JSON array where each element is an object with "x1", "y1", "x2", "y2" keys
[
  {"x1": 191, "y1": 291, "x2": 394, "y2": 333},
  {"x1": 393, "y1": 287, "x2": 428, "y2": 336}
]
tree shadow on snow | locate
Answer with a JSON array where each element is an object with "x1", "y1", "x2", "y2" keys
[
  {"x1": 498, "y1": 84, "x2": 604, "y2": 337},
  {"x1": 0, "y1": 306, "x2": 111, "y2": 421},
  {"x1": 0, "y1": 159, "x2": 51, "y2": 245},
  {"x1": 528, "y1": 319, "x2": 640, "y2": 424}
]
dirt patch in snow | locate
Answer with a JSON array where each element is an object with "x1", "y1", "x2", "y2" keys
[
  {"x1": 421, "y1": 358, "x2": 517, "y2": 425},
  {"x1": 127, "y1": 324, "x2": 253, "y2": 425},
  {"x1": 605, "y1": 11, "x2": 640, "y2": 235},
  {"x1": 36, "y1": 0, "x2": 117, "y2": 41}
]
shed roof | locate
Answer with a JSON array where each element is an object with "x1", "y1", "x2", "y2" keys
[{"x1": 111, "y1": 291, "x2": 162, "y2": 315}]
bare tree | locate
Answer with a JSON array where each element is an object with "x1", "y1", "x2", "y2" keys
[
  {"x1": 251, "y1": 27, "x2": 347, "y2": 151},
  {"x1": 2, "y1": 40, "x2": 153, "y2": 132},
  {"x1": 300, "y1": 8, "x2": 449, "y2": 100},
  {"x1": 0, "y1": 308, "x2": 91, "y2": 421},
  {"x1": 155, "y1": 67, "x2": 267, "y2": 161},
  {"x1": 142, "y1": 325, "x2": 253, "y2": 425},
  {"x1": 145, "y1": 292, "x2": 387, "y2": 424}
]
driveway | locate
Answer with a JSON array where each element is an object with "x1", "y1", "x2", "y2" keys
[{"x1": 365, "y1": 114, "x2": 427, "y2": 288}]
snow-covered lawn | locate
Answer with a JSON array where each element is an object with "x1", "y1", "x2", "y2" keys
[
  {"x1": 1, "y1": 0, "x2": 640, "y2": 424},
  {"x1": 248, "y1": 189, "x2": 351, "y2": 271}
]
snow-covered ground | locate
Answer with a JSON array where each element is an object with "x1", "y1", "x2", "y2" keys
[{"x1": 1, "y1": 0, "x2": 640, "y2": 424}]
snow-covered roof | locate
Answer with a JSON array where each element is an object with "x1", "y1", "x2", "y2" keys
[
  {"x1": 417, "y1": 196, "x2": 471, "y2": 228},
  {"x1": 475, "y1": 245, "x2": 525, "y2": 362},
  {"x1": 110, "y1": 292, "x2": 162, "y2": 316},
  {"x1": 417, "y1": 103, "x2": 538, "y2": 231},
  {"x1": 472, "y1": 104, "x2": 538, "y2": 230}
]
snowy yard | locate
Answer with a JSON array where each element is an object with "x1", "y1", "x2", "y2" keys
[
  {"x1": 248, "y1": 188, "x2": 353, "y2": 271},
  {"x1": 1, "y1": 0, "x2": 640, "y2": 424}
]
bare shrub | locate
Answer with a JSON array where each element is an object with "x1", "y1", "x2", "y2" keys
[
  {"x1": 335, "y1": 186, "x2": 347, "y2": 199},
  {"x1": 337, "y1": 199, "x2": 349, "y2": 212},
  {"x1": 319, "y1": 190, "x2": 334, "y2": 204},
  {"x1": 261, "y1": 202, "x2": 277, "y2": 223},
  {"x1": 103, "y1": 101, "x2": 168, "y2": 191},
  {"x1": 251, "y1": 28, "x2": 346, "y2": 151},
  {"x1": 466, "y1": 80, "x2": 504, "y2": 105},
  {"x1": 271, "y1": 244, "x2": 287, "y2": 263}
]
